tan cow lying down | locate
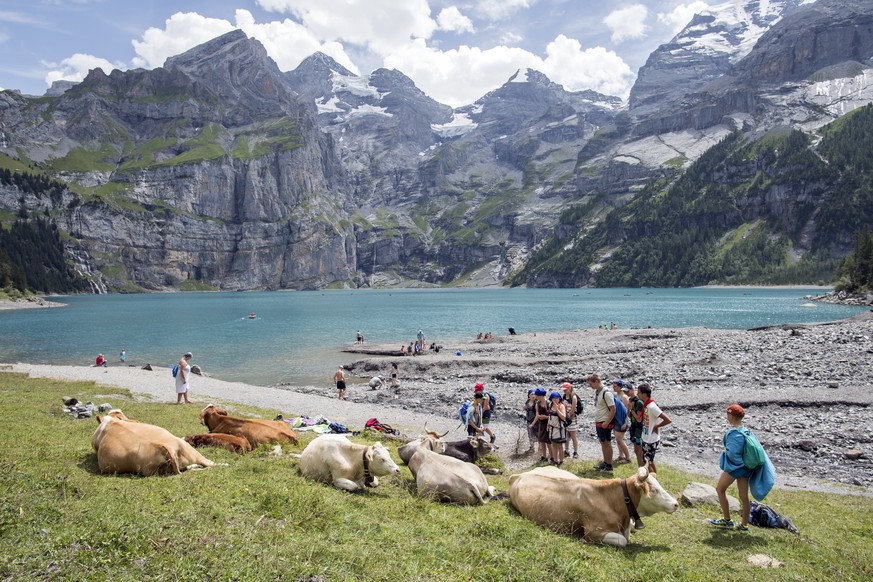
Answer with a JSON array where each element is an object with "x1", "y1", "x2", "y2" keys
[
  {"x1": 509, "y1": 466, "x2": 678, "y2": 547},
  {"x1": 398, "y1": 435, "x2": 496, "y2": 505},
  {"x1": 300, "y1": 434, "x2": 400, "y2": 492},
  {"x1": 92, "y1": 410, "x2": 214, "y2": 476},
  {"x1": 184, "y1": 433, "x2": 253, "y2": 454},
  {"x1": 199, "y1": 405, "x2": 298, "y2": 447}
]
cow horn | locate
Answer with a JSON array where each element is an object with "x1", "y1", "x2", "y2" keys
[
  {"x1": 637, "y1": 466, "x2": 649, "y2": 481},
  {"x1": 424, "y1": 421, "x2": 449, "y2": 438}
]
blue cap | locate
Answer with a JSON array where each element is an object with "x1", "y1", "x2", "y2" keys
[
  {"x1": 533, "y1": 387, "x2": 547, "y2": 396},
  {"x1": 549, "y1": 391, "x2": 562, "y2": 400},
  {"x1": 527, "y1": 388, "x2": 535, "y2": 394}
]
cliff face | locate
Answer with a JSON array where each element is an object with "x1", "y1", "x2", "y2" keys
[{"x1": 2, "y1": 0, "x2": 873, "y2": 291}]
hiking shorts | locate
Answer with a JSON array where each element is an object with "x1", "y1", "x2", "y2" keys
[
  {"x1": 483, "y1": 411, "x2": 491, "y2": 424},
  {"x1": 595, "y1": 424, "x2": 614, "y2": 442},
  {"x1": 642, "y1": 440, "x2": 660, "y2": 462},
  {"x1": 336, "y1": 381, "x2": 346, "y2": 391},
  {"x1": 629, "y1": 425, "x2": 643, "y2": 445}
]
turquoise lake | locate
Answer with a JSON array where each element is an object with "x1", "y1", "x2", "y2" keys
[{"x1": 0, "y1": 288, "x2": 863, "y2": 386}]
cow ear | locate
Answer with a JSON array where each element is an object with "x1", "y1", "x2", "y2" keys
[
  {"x1": 96, "y1": 415, "x2": 103, "y2": 424},
  {"x1": 637, "y1": 467, "x2": 649, "y2": 482},
  {"x1": 365, "y1": 445, "x2": 375, "y2": 461},
  {"x1": 468, "y1": 436, "x2": 478, "y2": 448}
]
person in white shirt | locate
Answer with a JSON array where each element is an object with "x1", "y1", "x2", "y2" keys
[
  {"x1": 638, "y1": 384, "x2": 672, "y2": 474},
  {"x1": 589, "y1": 373, "x2": 616, "y2": 472}
]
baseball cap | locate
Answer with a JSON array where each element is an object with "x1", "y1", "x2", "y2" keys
[
  {"x1": 474, "y1": 382, "x2": 485, "y2": 390},
  {"x1": 562, "y1": 382, "x2": 572, "y2": 390}
]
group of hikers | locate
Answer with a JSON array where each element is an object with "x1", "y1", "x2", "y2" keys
[
  {"x1": 519, "y1": 374, "x2": 774, "y2": 532},
  {"x1": 522, "y1": 374, "x2": 670, "y2": 471}
]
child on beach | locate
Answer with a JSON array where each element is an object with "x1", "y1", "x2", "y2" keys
[
  {"x1": 626, "y1": 383, "x2": 645, "y2": 467},
  {"x1": 523, "y1": 389, "x2": 538, "y2": 452},
  {"x1": 612, "y1": 379, "x2": 632, "y2": 464},
  {"x1": 562, "y1": 382, "x2": 580, "y2": 458},
  {"x1": 530, "y1": 387, "x2": 550, "y2": 461},
  {"x1": 638, "y1": 384, "x2": 671, "y2": 474},
  {"x1": 710, "y1": 404, "x2": 755, "y2": 531}
]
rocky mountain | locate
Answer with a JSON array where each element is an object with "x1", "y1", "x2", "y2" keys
[
  {"x1": 2, "y1": 0, "x2": 873, "y2": 292},
  {"x1": 629, "y1": 0, "x2": 812, "y2": 123}
]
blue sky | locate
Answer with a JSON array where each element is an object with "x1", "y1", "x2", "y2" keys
[{"x1": 0, "y1": 0, "x2": 712, "y2": 107}]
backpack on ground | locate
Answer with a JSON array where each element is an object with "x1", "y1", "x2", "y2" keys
[
  {"x1": 742, "y1": 428, "x2": 766, "y2": 470},
  {"x1": 459, "y1": 401, "x2": 471, "y2": 425},
  {"x1": 364, "y1": 417, "x2": 398, "y2": 435},
  {"x1": 328, "y1": 421, "x2": 349, "y2": 434},
  {"x1": 172, "y1": 364, "x2": 179, "y2": 378}
]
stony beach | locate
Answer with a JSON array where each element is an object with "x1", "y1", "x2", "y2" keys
[{"x1": 3, "y1": 308, "x2": 872, "y2": 496}]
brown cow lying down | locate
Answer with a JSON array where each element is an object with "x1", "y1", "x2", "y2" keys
[
  {"x1": 184, "y1": 433, "x2": 253, "y2": 454},
  {"x1": 92, "y1": 409, "x2": 214, "y2": 476},
  {"x1": 509, "y1": 466, "x2": 678, "y2": 547},
  {"x1": 199, "y1": 405, "x2": 298, "y2": 447}
]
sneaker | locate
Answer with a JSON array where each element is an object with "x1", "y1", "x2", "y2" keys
[
  {"x1": 735, "y1": 524, "x2": 749, "y2": 532},
  {"x1": 596, "y1": 464, "x2": 613, "y2": 472},
  {"x1": 572, "y1": 452, "x2": 579, "y2": 458},
  {"x1": 709, "y1": 518, "x2": 736, "y2": 528},
  {"x1": 615, "y1": 458, "x2": 631, "y2": 465},
  {"x1": 490, "y1": 434, "x2": 496, "y2": 444},
  {"x1": 564, "y1": 449, "x2": 570, "y2": 456}
]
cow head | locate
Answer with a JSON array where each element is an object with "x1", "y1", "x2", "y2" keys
[
  {"x1": 633, "y1": 467, "x2": 679, "y2": 516},
  {"x1": 467, "y1": 436, "x2": 494, "y2": 456},
  {"x1": 199, "y1": 405, "x2": 228, "y2": 426},
  {"x1": 366, "y1": 443, "x2": 401, "y2": 477},
  {"x1": 96, "y1": 409, "x2": 133, "y2": 424}
]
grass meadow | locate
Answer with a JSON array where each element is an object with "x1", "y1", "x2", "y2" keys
[{"x1": 0, "y1": 372, "x2": 871, "y2": 581}]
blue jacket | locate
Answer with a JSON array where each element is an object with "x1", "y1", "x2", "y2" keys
[
  {"x1": 720, "y1": 426, "x2": 775, "y2": 500},
  {"x1": 719, "y1": 427, "x2": 751, "y2": 478}
]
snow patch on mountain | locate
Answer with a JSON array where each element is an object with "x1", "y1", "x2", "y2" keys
[{"x1": 432, "y1": 112, "x2": 478, "y2": 137}]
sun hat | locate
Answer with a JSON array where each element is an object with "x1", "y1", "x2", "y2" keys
[{"x1": 533, "y1": 387, "x2": 547, "y2": 396}]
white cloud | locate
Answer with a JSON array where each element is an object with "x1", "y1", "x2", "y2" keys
[
  {"x1": 603, "y1": 4, "x2": 649, "y2": 43},
  {"x1": 234, "y1": 9, "x2": 358, "y2": 73},
  {"x1": 384, "y1": 34, "x2": 634, "y2": 107},
  {"x1": 131, "y1": 12, "x2": 235, "y2": 68},
  {"x1": 657, "y1": 1, "x2": 710, "y2": 34},
  {"x1": 44, "y1": 53, "x2": 124, "y2": 86},
  {"x1": 542, "y1": 35, "x2": 635, "y2": 99},
  {"x1": 498, "y1": 31, "x2": 524, "y2": 45},
  {"x1": 473, "y1": 0, "x2": 531, "y2": 21},
  {"x1": 256, "y1": 0, "x2": 437, "y2": 54},
  {"x1": 437, "y1": 7, "x2": 475, "y2": 34}
]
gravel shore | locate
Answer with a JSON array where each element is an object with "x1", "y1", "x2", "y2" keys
[{"x1": 4, "y1": 310, "x2": 872, "y2": 496}]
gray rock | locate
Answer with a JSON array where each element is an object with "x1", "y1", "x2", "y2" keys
[
  {"x1": 827, "y1": 380, "x2": 839, "y2": 389},
  {"x1": 141, "y1": 364, "x2": 153, "y2": 371},
  {"x1": 680, "y1": 482, "x2": 740, "y2": 511},
  {"x1": 845, "y1": 449, "x2": 864, "y2": 460},
  {"x1": 798, "y1": 440, "x2": 817, "y2": 452}
]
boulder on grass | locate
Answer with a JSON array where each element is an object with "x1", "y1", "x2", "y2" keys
[{"x1": 680, "y1": 482, "x2": 740, "y2": 511}]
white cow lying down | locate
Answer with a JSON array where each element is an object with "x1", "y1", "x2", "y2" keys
[
  {"x1": 509, "y1": 466, "x2": 678, "y2": 547},
  {"x1": 299, "y1": 434, "x2": 400, "y2": 491},
  {"x1": 399, "y1": 434, "x2": 496, "y2": 505}
]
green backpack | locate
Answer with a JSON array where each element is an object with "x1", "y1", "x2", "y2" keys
[{"x1": 742, "y1": 428, "x2": 766, "y2": 470}]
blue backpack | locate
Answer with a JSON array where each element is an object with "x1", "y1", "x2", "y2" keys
[
  {"x1": 603, "y1": 391, "x2": 628, "y2": 430},
  {"x1": 459, "y1": 401, "x2": 471, "y2": 425},
  {"x1": 172, "y1": 364, "x2": 179, "y2": 378}
]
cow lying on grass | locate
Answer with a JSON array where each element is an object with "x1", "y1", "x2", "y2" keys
[
  {"x1": 399, "y1": 434, "x2": 496, "y2": 505},
  {"x1": 92, "y1": 409, "x2": 214, "y2": 476},
  {"x1": 184, "y1": 433, "x2": 252, "y2": 454},
  {"x1": 509, "y1": 466, "x2": 678, "y2": 547},
  {"x1": 199, "y1": 405, "x2": 298, "y2": 448},
  {"x1": 300, "y1": 434, "x2": 400, "y2": 492}
]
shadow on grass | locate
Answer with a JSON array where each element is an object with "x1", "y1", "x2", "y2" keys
[
  {"x1": 703, "y1": 528, "x2": 765, "y2": 549},
  {"x1": 77, "y1": 452, "x2": 101, "y2": 475}
]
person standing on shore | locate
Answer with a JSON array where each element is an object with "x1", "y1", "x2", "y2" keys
[
  {"x1": 119, "y1": 348, "x2": 125, "y2": 363},
  {"x1": 530, "y1": 387, "x2": 550, "y2": 461},
  {"x1": 710, "y1": 404, "x2": 753, "y2": 531},
  {"x1": 475, "y1": 382, "x2": 496, "y2": 443},
  {"x1": 356, "y1": 330, "x2": 364, "y2": 344},
  {"x1": 523, "y1": 389, "x2": 538, "y2": 453},
  {"x1": 639, "y1": 384, "x2": 671, "y2": 474},
  {"x1": 390, "y1": 362, "x2": 399, "y2": 389},
  {"x1": 175, "y1": 352, "x2": 193, "y2": 404},
  {"x1": 612, "y1": 379, "x2": 632, "y2": 465},
  {"x1": 547, "y1": 391, "x2": 568, "y2": 466},
  {"x1": 626, "y1": 383, "x2": 646, "y2": 467},
  {"x1": 465, "y1": 391, "x2": 486, "y2": 438},
  {"x1": 589, "y1": 374, "x2": 616, "y2": 472},
  {"x1": 334, "y1": 366, "x2": 347, "y2": 400},
  {"x1": 562, "y1": 382, "x2": 580, "y2": 459}
]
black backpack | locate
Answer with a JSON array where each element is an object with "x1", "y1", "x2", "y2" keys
[{"x1": 565, "y1": 393, "x2": 583, "y2": 415}]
